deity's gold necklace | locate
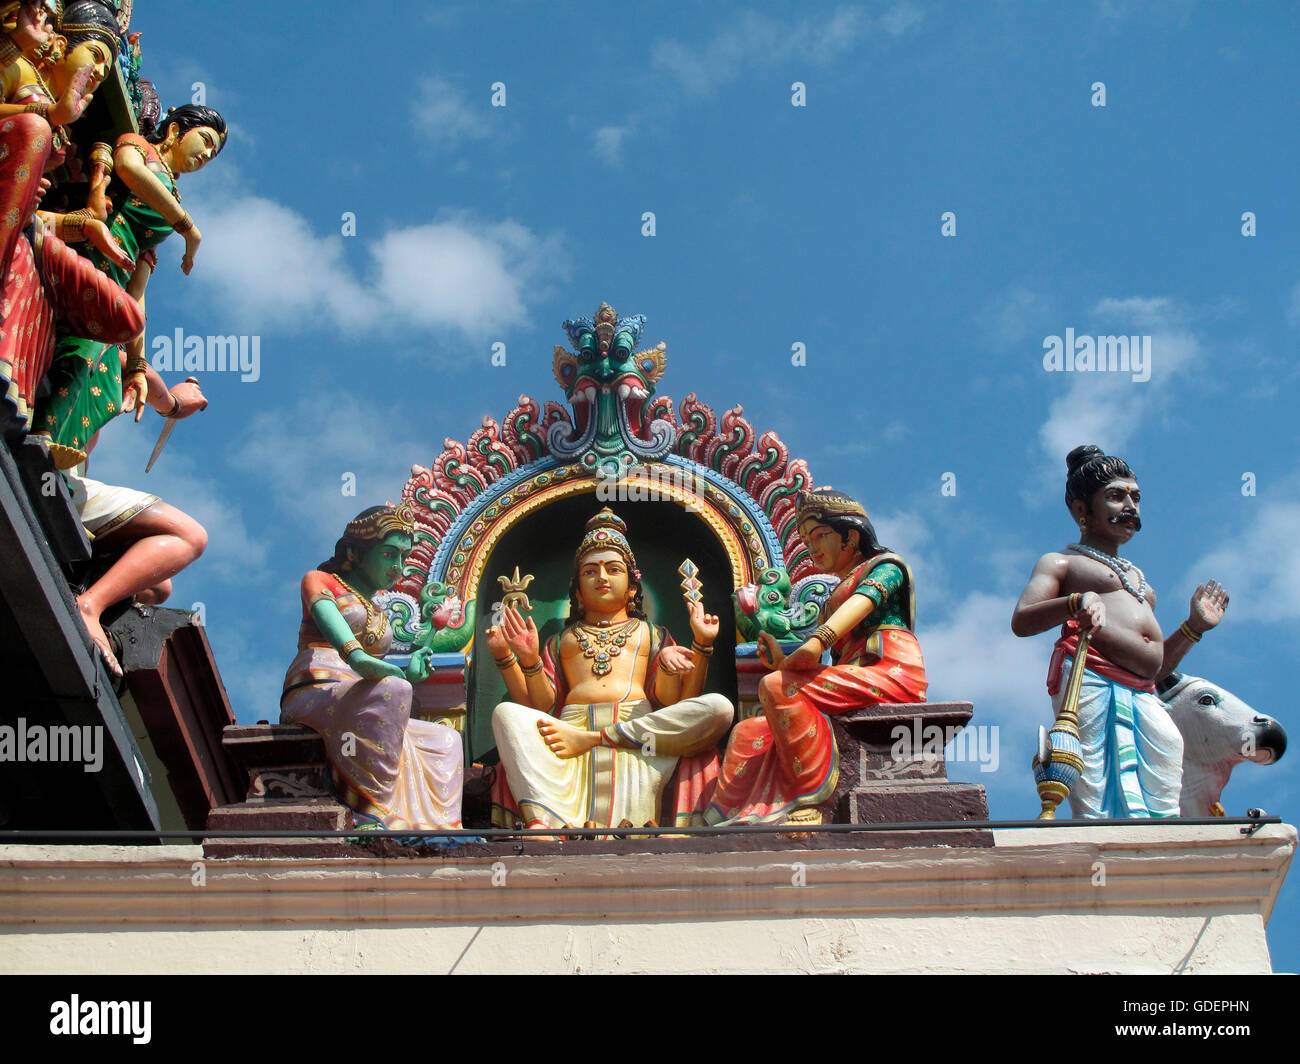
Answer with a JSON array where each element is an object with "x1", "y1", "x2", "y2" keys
[
  {"x1": 335, "y1": 576, "x2": 386, "y2": 650},
  {"x1": 573, "y1": 618, "x2": 639, "y2": 677}
]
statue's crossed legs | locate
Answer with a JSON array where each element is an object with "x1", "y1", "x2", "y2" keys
[{"x1": 493, "y1": 694, "x2": 732, "y2": 829}]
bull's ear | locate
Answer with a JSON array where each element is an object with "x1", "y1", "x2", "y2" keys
[{"x1": 1156, "y1": 672, "x2": 1183, "y2": 697}]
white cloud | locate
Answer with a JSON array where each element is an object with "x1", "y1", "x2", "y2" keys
[
  {"x1": 1286, "y1": 281, "x2": 1300, "y2": 330},
  {"x1": 371, "y1": 215, "x2": 568, "y2": 338},
  {"x1": 919, "y1": 590, "x2": 1054, "y2": 814},
  {"x1": 230, "y1": 387, "x2": 430, "y2": 531},
  {"x1": 183, "y1": 180, "x2": 569, "y2": 345},
  {"x1": 651, "y1": 4, "x2": 922, "y2": 96},
  {"x1": 919, "y1": 591, "x2": 1048, "y2": 729},
  {"x1": 89, "y1": 414, "x2": 267, "y2": 582},
  {"x1": 593, "y1": 125, "x2": 633, "y2": 168},
  {"x1": 1185, "y1": 497, "x2": 1300, "y2": 625},
  {"x1": 1035, "y1": 297, "x2": 1202, "y2": 495},
  {"x1": 411, "y1": 75, "x2": 494, "y2": 151}
]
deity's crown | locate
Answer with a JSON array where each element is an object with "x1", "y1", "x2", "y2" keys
[
  {"x1": 574, "y1": 507, "x2": 638, "y2": 572},
  {"x1": 795, "y1": 486, "x2": 869, "y2": 525},
  {"x1": 345, "y1": 501, "x2": 416, "y2": 542}
]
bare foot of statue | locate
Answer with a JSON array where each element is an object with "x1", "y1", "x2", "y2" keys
[
  {"x1": 537, "y1": 717, "x2": 600, "y2": 758},
  {"x1": 75, "y1": 594, "x2": 122, "y2": 677}
]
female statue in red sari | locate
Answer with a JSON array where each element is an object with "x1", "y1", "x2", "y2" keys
[{"x1": 707, "y1": 488, "x2": 928, "y2": 826}]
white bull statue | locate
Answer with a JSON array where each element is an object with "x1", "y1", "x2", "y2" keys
[{"x1": 1156, "y1": 672, "x2": 1287, "y2": 817}]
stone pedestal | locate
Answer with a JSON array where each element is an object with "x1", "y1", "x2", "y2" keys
[
  {"x1": 817, "y1": 701, "x2": 991, "y2": 844},
  {"x1": 204, "y1": 723, "x2": 352, "y2": 858}
]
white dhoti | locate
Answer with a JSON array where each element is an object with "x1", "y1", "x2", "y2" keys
[
  {"x1": 1053, "y1": 658, "x2": 1183, "y2": 819},
  {"x1": 64, "y1": 467, "x2": 158, "y2": 537},
  {"x1": 492, "y1": 695, "x2": 733, "y2": 828}
]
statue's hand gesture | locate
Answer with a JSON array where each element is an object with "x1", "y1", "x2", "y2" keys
[
  {"x1": 1076, "y1": 591, "x2": 1106, "y2": 633},
  {"x1": 756, "y1": 631, "x2": 785, "y2": 672},
  {"x1": 49, "y1": 64, "x2": 95, "y2": 127},
  {"x1": 405, "y1": 646, "x2": 434, "y2": 684},
  {"x1": 83, "y1": 219, "x2": 134, "y2": 272},
  {"x1": 121, "y1": 369, "x2": 149, "y2": 421},
  {"x1": 484, "y1": 622, "x2": 510, "y2": 659},
  {"x1": 501, "y1": 604, "x2": 540, "y2": 665},
  {"x1": 658, "y1": 644, "x2": 695, "y2": 675},
  {"x1": 180, "y1": 225, "x2": 202, "y2": 276},
  {"x1": 687, "y1": 599, "x2": 719, "y2": 649},
  {"x1": 1188, "y1": 580, "x2": 1228, "y2": 635}
]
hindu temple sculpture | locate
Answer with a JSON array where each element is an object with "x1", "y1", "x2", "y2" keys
[
  {"x1": 34, "y1": 101, "x2": 225, "y2": 467},
  {"x1": 0, "y1": 1, "x2": 97, "y2": 176},
  {"x1": 487, "y1": 507, "x2": 733, "y2": 830},
  {"x1": 706, "y1": 488, "x2": 928, "y2": 826},
  {"x1": 281, "y1": 504, "x2": 465, "y2": 832},
  {"x1": 1012, "y1": 445, "x2": 1229, "y2": 818}
]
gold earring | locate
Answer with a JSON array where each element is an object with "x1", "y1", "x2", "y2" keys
[{"x1": 1079, "y1": 517, "x2": 1088, "y2": 534}]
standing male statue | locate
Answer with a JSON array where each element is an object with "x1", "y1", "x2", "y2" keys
[{"x1": 1011, "y1": 445, "x2": 1229, "y2": 818}]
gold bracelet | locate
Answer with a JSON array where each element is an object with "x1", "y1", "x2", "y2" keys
[
  {"x1": 1067, "y1": 592, "x2": 1083, "y2": 616},
  {"x1": 1179, "y1": 621, "x2": 1202, "y2": 643},
  {"x1": 24, "y1": 100, "x2": 50, "y2": 119},
  {"x1": 813, "y1": 624, "x2": 838, "y2": 649},
  {"x1": 340, "y1": 639, "x2": 362, "y2": 658},
  {"x1": 124, "y1": 357, "x2": 148, "y2": 377},
  {"x1": 520, "y1": 657, "x2": 544, "y2": 676},
  {"x1": 90, "y1": 142, "x2": 114, "y2": 173},
  {"x1": 691, "y1": 641, "x2": 714, "y2": 657},
  {"x1": 171, "y1": 212, "x2": 194, "y2": 235},
  {"x1": 493, "y1": 652, "x2": 518, "y2": 670}
]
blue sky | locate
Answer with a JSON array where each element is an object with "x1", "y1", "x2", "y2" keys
[{"x1": 87, "y1": 1, "x2": 1298, "y2": 969}]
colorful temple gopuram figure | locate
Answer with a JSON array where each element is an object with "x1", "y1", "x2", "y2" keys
[
  {"x1": 0, "y1": 0, "x2": 97, "y2": 184},
  {"x1": 1011, "y1": 445, "x2": 1229, "y2": 818},
  {"x1": 34, "y1": 102, "x2": 225, "y2": 467},
  {"x1": 281, "y1": 504, "x2": 465, "y2": 832},
  {"x1": 707, "y1": 488, "x2": 928, "y2": 827},
  {"x1": 488, "y1": 507, "x2": 733, "y2": 831},
  {"x1": 1, "y1": 0, "x2": 76, "y2": 285}
]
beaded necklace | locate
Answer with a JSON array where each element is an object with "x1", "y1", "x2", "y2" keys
[
  {"x1": 572, "y1": 618, "x2": 639, "y2": 677},
  {"x1": 1068, "y1": 543, "x2": 1147, "y2": 603}
]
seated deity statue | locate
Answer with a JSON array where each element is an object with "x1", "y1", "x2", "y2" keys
[
  {"x1": 281, "y1": 504, "x2": 465, "y2": 831},
  {"x1": 707, "y1": 488, "x2": 929, "y2": 827},
  {"x1": 488, "y1": 507, "x2": 733, "y2": 831}
]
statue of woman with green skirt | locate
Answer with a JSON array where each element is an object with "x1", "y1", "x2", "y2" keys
[{"x1": 33, "y1": 102, "x2": 226, "y2": 468}]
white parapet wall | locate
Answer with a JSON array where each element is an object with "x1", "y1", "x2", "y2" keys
[{"x1": 0, "y1": 823, "x2": 1292, "y2": 974}]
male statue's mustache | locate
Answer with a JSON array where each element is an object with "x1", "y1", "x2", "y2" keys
[{"x1": 1110, "y1": 512, "x2": 1142, "y2": 530}]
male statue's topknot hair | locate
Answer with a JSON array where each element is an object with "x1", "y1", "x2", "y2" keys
[{"x1": 1065, "y1": 444, "x2": 1136, "y2": 509}]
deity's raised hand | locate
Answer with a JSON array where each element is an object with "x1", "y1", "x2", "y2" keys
[
  {"x1": 49, "y1": 64, "x2": 94, "y2": 127},
  {"x1": 1189, "y1": 580, "x2": 1228, "y2": 634},
  {"x1": 501, "y1": 603, "x2": 540, "y2": 661},
  {"x1": 687, "y1": 599, "x2": 719, "y2": 649}
]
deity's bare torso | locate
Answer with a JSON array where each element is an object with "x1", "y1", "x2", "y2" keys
[
  {"x1": 1050, "y1": 549, "x2": 1163, "y2": 678},
  {"x1": 559, "y1": 620, "x2": 653, "y2": 705}
]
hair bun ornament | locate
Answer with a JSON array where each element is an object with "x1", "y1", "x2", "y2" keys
[{"x1": 1066, "y1": 444, "x2": 1104, "y2": 473}]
